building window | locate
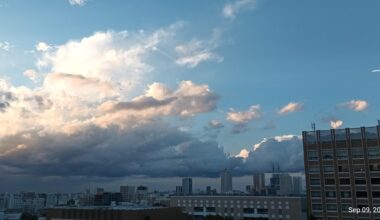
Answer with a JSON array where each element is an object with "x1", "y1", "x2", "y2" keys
[
  {"x1": 324, "y1": 166, "x2": 334, "y2": 173},
  {"x1": 373, "y1": 191, "x2": 380, "y2": 198},
  {"x1": 340, "y1": 178, "x2": 350, "y2": 185},
  {"x1": 355, "y1": 178, "x2": 366, "y2": 185},
  {"x1": 341, "y1": 191, "x2": 351, "y2": 198},
  {"x1": 310, "y1": 178, "x2": 320, "y2": 186},
  {"x1": 337, "y1": 149, "x2": 348, "y2": 160},
  {"x1": 312, "y1": 204, "x2": 322, "y2": 211},
  {"x1": 356, "y1": 191, "x2": 367, "y2": 198},
  {"x1": 371, "y1": 178, "x2": 380, "y2": 185},
  {"x1": 309, "y1": 166, "x2": 320, "y2": 173},
  {"x1": 338, "y1": 165, "x2": 349, "y2": 172},
  {"x1": 243, "y1": 208, "x2": 255, "y2": 214},
  {"x1": 311, "y1": 191, "x2": 321, "y2": 197},
  {"x1": 341, "y1": 204, "x2": 351, "y2": 212},
  {"x1": 326, "y1": 191, "x2": 336, "y2": 198},
  {"x1": 325, "y1": 179, "x2": 335, "y2": 185},
  {"x1": 368, "y1": 147, "x2": 380, "y2": 158},
  {"x1": 206, "y1": 207, "x2": 216, "y2": 212},
  {"x1": 353, "y1": 165, "x2": 365, "y2": 172},
  {"x1": 352, "y1": 148, "x2": 364, "y2": 159},
  {"x1": 327, "y1": 204, "x2": 337, "y2": 211},
  {"x1": 322, "y1": 149, "x2": 333, "y2": 160},
  {"x1": 370, "y1": 163, "x2": 380, "y2": 171},
  {"x1": 193, "y1": 207, "x2": 203, "y2": 212},
  {"x1": 257, "y1": 208, "x2": 268, "y2": 214},
  {"x1": 308, "y1": 150, "x2": 319, "y2": 160}
]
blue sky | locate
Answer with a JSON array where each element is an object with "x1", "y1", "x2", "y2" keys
[{"x1": 0, "y1": 0, "x2": 379, "y2": 191}]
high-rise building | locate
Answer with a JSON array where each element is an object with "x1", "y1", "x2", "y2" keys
[
  {"x1": 182, "y1": 178, "x2": 192, "y2": 195},
  {"x1": 253, "y1": 173, "x2": 265, "y2": 195},
  {"x1": 220, "y1": 169, "x2": 233, "y2": 194},
  {"x1": 292, "y1": 176, "x2": 302, "y2": 195},
  {"x1": 303, "y1": 125, "x2": 380, "y2": 219},
  {"x1": 175, "y1": 186, "x2": 183, "y2": 195},
  {"x1": 278, "y1": 174, "x2": 293, "y2": 196},
  {"x1": 120, "y1": 185, "x2": 135, "y2": 203}
]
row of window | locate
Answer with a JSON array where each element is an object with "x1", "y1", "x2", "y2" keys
[
  {"x1": 309, "y1": 164, "x2": 380, "y2": 173},
  {"x1": 310, "y1": 177, "x2": 380, "y2": 185},
  {"x1": 308, "y1": 147, "x2": 380, "y2": 161},
  {"x1": 311, "y1": 190, "x2": 380, "y2": 198},
  {"x1": 193, "y1": 207, "x2": 269, "y2": 214}
]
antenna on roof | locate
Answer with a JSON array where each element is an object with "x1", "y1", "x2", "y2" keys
[{"x1": 311, "y1": 122, "x2": 316, "y2": 132}]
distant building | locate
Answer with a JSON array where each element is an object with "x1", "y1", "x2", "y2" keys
[
  {"x1": 303, "y1": 125, "x2": 380, "y2": 219},
  {"x1": 170, "y1": 195, "x2": 307, "y2": 220},
  {"x1": 220, "y1": 169, "x2": 232, "y2": 194},
  {"x1": 278, "y1": 174, "x2": 293, "y2": 196},
  {"x1": 175, "y1": 186, "x2": 183, "y2": 196},
  {"x1": 253, "y1": 173, "x2": 265, "y2": 195},
  {"x1": 292, "y1": 176, "x2": 302, "y2": 195},
  {"x1": 94, "y1": 192, "x2": 122, "y2": 206},
  {"x1": 182, "y1": 178, "x2": 192, "y2": 195},
  {"x1": 120, "y1": 186, "x2": 135, "y2": 203},
  {"x1": 46, "y1": 206, "x2": 187, "y2": 220},
  {"x1": 135, "y1": 186, "x2": 148, "y2": 205}
]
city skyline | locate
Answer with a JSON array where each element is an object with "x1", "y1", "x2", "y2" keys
[{"x1": 0, "y1": 0, "x2": 379, "y2": 191}]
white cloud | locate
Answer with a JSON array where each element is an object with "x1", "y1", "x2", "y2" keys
[
  {"x1": 175, "y1": 29, "x2": 223, "y2": 68},
  {"x1": 23, "y1": 69, "x2": 39, "y2": 82},
  {"x1": 330, "y1": 120, "x2": 343, "y2": 129},
  {"x1": 341, "y1": 100, "x2": 368, "y2": 111},
  {"x1": 68, "y1": 0, "x2": 87, "y2": 6},
  {"x1": 278, "y1": 102, "x2": 304, "y2": 115},
  {"x1": 227, "y1": 105, "x2": 261, "y2": 124},
  {"x1": 371, "y1": 69, "x2": 380, "y2": 73},
  {"x1": 35, "y1": 42, "x2": 51, "y2": 52},
  {"x1": 236, "y1": 149, "x2": 249, "y2": 159},
  {"x1": 0, "y1": 41, "x2": 11, "y2": 51},
  {"x1": 223, "y1": 0, "x2": 256, "y2": 19}
]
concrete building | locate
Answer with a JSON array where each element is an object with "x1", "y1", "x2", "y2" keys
[
  {"x1": 170, "y1": 195, "x2": 307, "y2": 220},
  {"x1": 278, "y1": 174, "x2": 293, "y2": 196},
  {"x1": 135, "y1": 186, "x2": 148, "y2": 205},
  {"x1": 120, "y1": 186, "x2": 135, "y2": 203},
  {"x1": 292, "y1": 176, "x2": 302, "y2": 195},
  {"x1": 182, "y1": 178, "x2": 193, "y2": 195},
  {"x1": 221, "y1": 169, "x2": 233, "y2": 194},
  {"x1": 175, "y1": 186, "x2": 183, "y2": 196},
  {"x1": 45, "y1": 206, "x2": 187, "y2": 220},
  {"x1": 303, "y1": 125, "x2": 380, "y2": 219},
  {"x1": 253, "y1": 173, "x2": 266, "y2": 195}
]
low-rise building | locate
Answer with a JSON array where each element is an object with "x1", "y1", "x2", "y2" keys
[{"x1": 170, "y1": 195, "x2": 307, "y2": 220}]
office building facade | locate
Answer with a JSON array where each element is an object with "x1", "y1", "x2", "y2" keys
[
  {"x1": 182, "y1": 178, "x2": 193, "y2": 195},
  {"x1": 170, "y1": 195, "x2": 307, "y2": 220},
  {"x1": 221, "y1": 169, "x2": 233, "y2": 194},
  {"x1": 303, "y1": 125, "x2": 380, "y2": 219}
]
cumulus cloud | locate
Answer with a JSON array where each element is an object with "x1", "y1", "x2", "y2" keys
[
  {"x1": 208, "y1": 120, "x2": 224, "y2": 129},
  {"x1": 68, "y1": 0, "x2": 87, "y2": 6},
  {"x1": 330, "y1": 120, "x2": 343, "y2": 129},
  {"x1": 341, "y1": 100, "x2": 368, "y2": 111},
  {"x1": 35, "y1": 42, "x2": 51, "y2": 52},
  {"x1": 175, "y1": 29, "x2": 223, "y2": 68},
  {"x1": 23, "y1": 69, "x2": 39, "y2": 82},
  {"x1": 241, "y1": 135, "x2": 304, "y2": 173},
  {"x1": 223, "y1": 0, "x2": 256, "y2": 19},
  {"x1": 278, "y1": 102, "x2": 304, "y2": 115},
  {"x1": 227, "y1": 105, "x2": 261, "y2": 124}
]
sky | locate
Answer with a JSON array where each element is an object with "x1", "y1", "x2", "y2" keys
[{"x1": 0, "y1": 0, "x2": 379, "y2": 192}]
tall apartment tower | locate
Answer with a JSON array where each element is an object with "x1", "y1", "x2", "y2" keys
[
  {"x1": 182, "y1": 178, "x2": 192, "y2": 195},
  {"x1": 120, "y1": 186, "x2": 135, "y2": 203},
  {"x1": 253, "y1": 173, "x2": 266, "y2": 195},
  {"x1": 220, "y1": 169, "x2": 233, "y2": 194},
  {"x1": 303, "y1": 125, "x2": 380, "y2": 220}
]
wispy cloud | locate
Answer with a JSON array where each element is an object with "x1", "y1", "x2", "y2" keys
[
  {"x1": 227, "y1": 105, "x2": 261, "y2": 134},
  {"x1": 0, "y1": 41, "x2": 11, "y2": 51},
  {"x1": 340, "y1": 100, "x2": 368, "y2": 112},
  {"x1": 175, "y1": 29, "x2": 223, "y2": 68},
  {"x1": 68, "y1": 0, "x2": 87, "y2": 6},
  {"x1": 223, "y1": 0, "x2": 256, "y2": 19},
  {"x1": 371, "y1": 69, "x2": 380, "y2": 73},
  {"x1": 278, "y1": 102, "x2": 304, "y2": 115}
]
